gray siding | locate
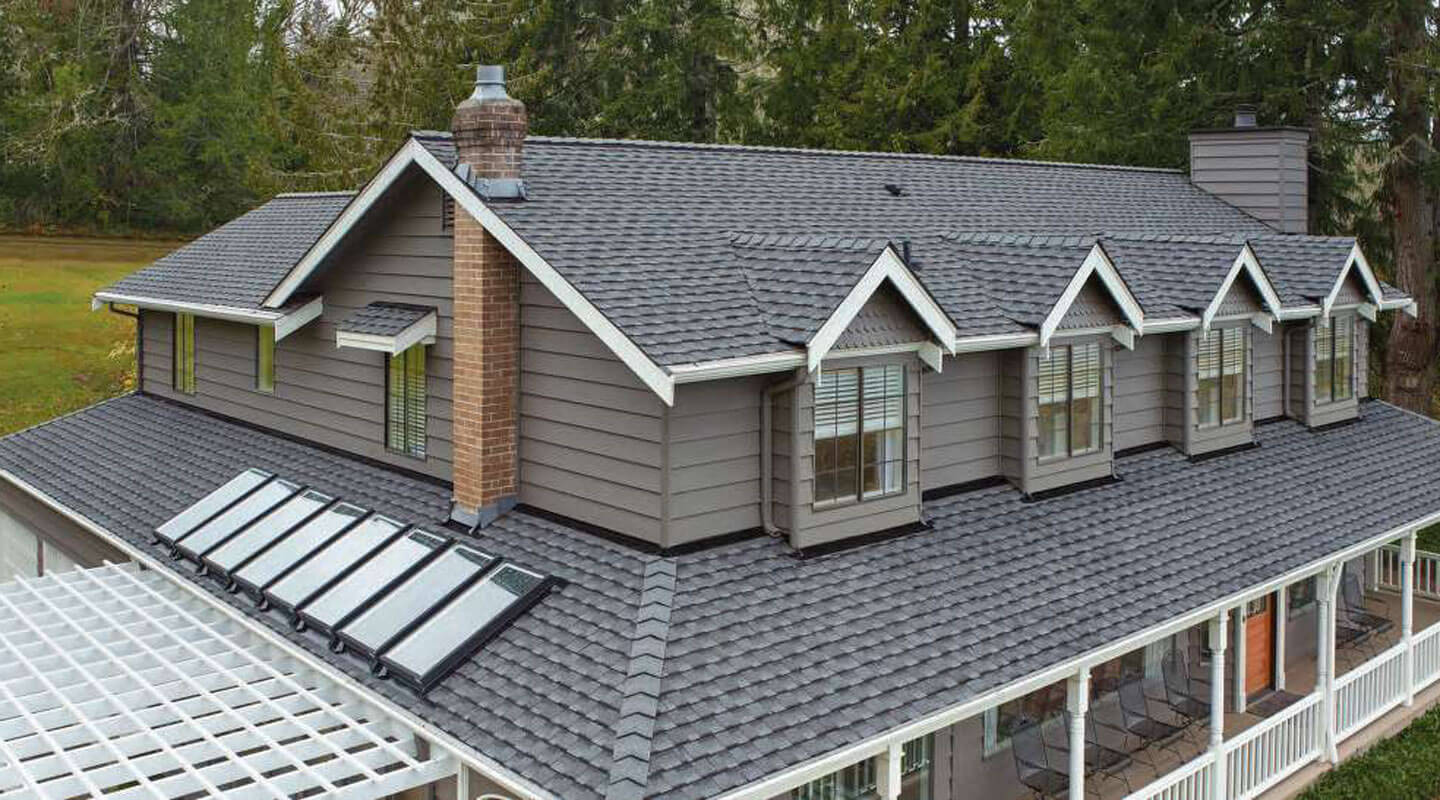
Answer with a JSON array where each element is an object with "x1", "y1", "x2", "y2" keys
[
  {"x1": 786, "y1": 356, "x2": 923, "y2": 550},
  {"x1": 1287, "y1": 323, "x2": 1310, "y2": 420},
  {"x1": 1358, "y1": 319, "x2": 1370, "y2": 398},
  {"x1": 834, "y1": 284, "x2": 928, "y2": 349},
  {"x1": 999, "y1": 349, "x2": 1026, "y2": 487},
  {"x1": 770, "y1": 384, "x2": 796, "y2": 533},
  {"x1": 921, "y1": 351, "x2": 1002, "y2": 490},
  {"x1": 0, "y1": 480, "x2": 128, "y2": 570},
  {"x1": 1216, "y1": 277, "x2": 1264, "y2": 317},
  {"x1": 666, "y1": 377, "x2": 766, "y2": 547},
  {"x1": 1186, "y1": 324, "x2": 1254, "y2": 457},
  {"x1": 1189, "y1": 128, "x2": 1309, "y2": 234},
  {"x1": 518, "y1": 274, "x2": 667, "y2": 542},
  {"x1": 1333, "y1": 270, "x2": 1368, "y2": 306},
  {"x1": 141, "y1": 174, "x2": 456, "y2": 480},
  {"x1": 1254, "y1": 326, "x2": 1284, "y2": 419},
  {"x1": 1162, "y1": 333, "x2": 1189, "y2": 449},
  {"x1": 1058, "y1": 278, "x2": 1123, "y2": 329},
  {"x1": 1114, "y1": 334, "x2": 1166, "y2": 451}
]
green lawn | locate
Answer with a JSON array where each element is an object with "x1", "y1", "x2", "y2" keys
[
  {"x1": 1299, "y1": 703, "x2": 1440, "y2": 799},
  {"x1": 0, "y1": 235, "x2": 185, "y2": 435}
]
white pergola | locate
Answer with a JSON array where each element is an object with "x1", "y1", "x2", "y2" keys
[{"x1": 0, "y1": 563, "x2": 456, "y2": 800}]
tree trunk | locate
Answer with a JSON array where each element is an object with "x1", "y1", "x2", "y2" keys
[{"x1": 1383, "y1": 0, "x2": 1438, "y2": 414}]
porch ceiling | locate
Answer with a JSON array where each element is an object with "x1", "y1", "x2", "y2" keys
[{"x1": 0, "y1": 564, "x2": 455, "y2": 800}]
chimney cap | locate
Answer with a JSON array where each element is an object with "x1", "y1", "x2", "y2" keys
[
  {"x1": 463, "y1": 64, "x2": 512, "y2": 105},
  {"x1": 1234, "y1": 105, "x2": 1258, "y2": 128}
]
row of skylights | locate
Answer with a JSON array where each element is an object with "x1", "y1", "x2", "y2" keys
[{"x1": 153, "y1": 469, "x2": 551, "y2": 693}]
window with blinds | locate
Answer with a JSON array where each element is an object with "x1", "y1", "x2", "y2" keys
[
  {"x1": 174, "y1": 312, "x2": 196, "y2": 394},
  {"x1": 1314, "y1": 316, "x2": 1354, "y2": 405},
  {"x1": 257, "y1": 325, "x2": 276, "y2": 394},
  {"x1": 788, "y1": 734, "x2": 934, "y2": 800},
  {"x1": 1197, "y1": 328, "x2": 1247, "y2": 427},
  {"x1": 386, "y1": 345, "x2": 427, "y2": 458},
  {"x1": 814, "y1": 365, "x2": 906, "y2": 506},
  {"x1": 1037, "y1": 343, "x2": 1103, "y2": 460}
]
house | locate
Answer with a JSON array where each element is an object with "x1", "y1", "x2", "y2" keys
[{"x1": 1, "y1": 64, "x2": 1438, "y2": 800}]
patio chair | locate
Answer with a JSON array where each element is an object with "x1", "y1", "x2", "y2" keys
[
  {"x1": 1160, "y1": 649, "x2": 1210, "y2": 724},
  {"x1": 1090, "y1": 698, "x2": 1156, "y2": 774},
  {"x1": 1341, "y1": 567, "x2": 1394, "y2": 644},
  {"x1": 1117, "y1": 678, "x2": 1188, "y2": 760},
  {"x1": 1085, "y1": 713, "x2": 1134, "y2": 792},
  {"x1": 1012, "y1": 720, "x2": 1068, "y2": 800}
]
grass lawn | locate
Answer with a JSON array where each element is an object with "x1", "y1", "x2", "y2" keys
[
  {"x1": 0, "y1": 235, "x2": 184, "y2": 436},
  {"x1": 1299, "y1": 703, "x2": 1440, "y2": 799}
]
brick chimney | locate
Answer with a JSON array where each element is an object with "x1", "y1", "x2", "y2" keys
[
  {"x1": 1189, "y1": 106, "x2": 1310, "y2": 234},
  {"x1": 449, "y1": 66, "x2": 526, "y2": 528}
]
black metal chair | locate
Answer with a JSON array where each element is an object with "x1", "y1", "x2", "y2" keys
[
  {"x1": 1161, "y1": 648, "x2": 1210, "y2": 724},
  {"x1": 1084, "y1": 712, "x2": 1134, "y2": 792},
  {"x1": 1341, "y1": 567, "x2": 1395, "y2": 646},
  {"x1": 1117, "y1": 678, "x2": 1189, "y2": 760},
  {"x1": 1012, "y1": 720, "x2": 1068, "y2": 800}
]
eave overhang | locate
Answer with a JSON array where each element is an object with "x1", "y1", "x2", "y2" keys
[
  {"x1": 1038, "y1": 242, "x2": 1145, "y2": 348},
  {"x1": 1201, "y1": 243, "x2": 1284, "y2": 333},
  {"x1": 92, "y1": 293, "x2": 323, "y2": 342}
]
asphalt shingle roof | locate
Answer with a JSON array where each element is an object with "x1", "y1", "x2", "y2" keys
[
  {"x1": 101, "y1": 192, "x2": 354, "y2": 309},
  {"x1": 2, "y1": 394, "x2": 1438, "y2": 799},
  {"x1": 337, "y1": 302, "x2": 437, "y2": 337}
]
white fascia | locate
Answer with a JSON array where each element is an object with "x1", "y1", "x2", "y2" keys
[
  {"x1": 335, "y1": 311, "x2": 438, "y2": 355},
  {"x1": 712, "y1": 491, "x2": 1440, "y2": 800},
  {"x1": 93, "y1": 293, "x2": 322, "y2": 343},
  {"x1": 805, "y1": 245, "x2": 958, "y2": 373},
  {"x1": 0, "y1": 468, "x2": 559, "y2": 800},
  {"x1": 263, "y1": 138, "x2": 676, "y2": 405},
  {"x1": 1202, "y1": 244, "x2": 1283, "y2": 333},
  {"x1": 1141, "y1": 317, "x2": 1200, "y2": 334},
  {"x1": 1378, "y1": 297, "x2": 1420, "y2": 318},
  {"x1": 1038, "y1": 243, "x2": 1144, "y2": 348},
  {"x1": 1323, "y1": 243, "x2": 1385, "y2": 320},
  {"x1": 669, "y1": 331, "x2": 1034, "y2": 383},
  {"x1": 817, "y1": 340, "x2": 945, "y2": 371}
]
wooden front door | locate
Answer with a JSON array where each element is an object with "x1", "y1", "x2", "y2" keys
[{"x1": 1245, "y1": 595, "x2": 1275, "y2": 696}]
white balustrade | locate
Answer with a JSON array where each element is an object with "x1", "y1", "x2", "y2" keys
[
  {"x1": 1334, "y1": 643, "x2": 1408, "y2": 739},
  {"x1": 1413, "y1": 624, "x2": 1440, "y2": 690},
  {"x1": 1122, "y1": 754, "x2": 1213, "y2": 800},
  {"x1": 1378, "y1": 545, "x2": 1440, "y2": 600},
  {"x1": 1223, "y1": 694, "x2": 1322, "y2": 800}
]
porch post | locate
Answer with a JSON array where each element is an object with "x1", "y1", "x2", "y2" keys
[
  {"x1": 456, "y1": 766, "x2": 470, "y2": 800},
  {"x1": 1209, "y1": 611, "x2": 1228, "y2": 800},
  {"x1": 1404, "y1": 531, "x2": 1418, "y2": 706},
  {"x1": 1067, "y1": 668, "x2": 1090, "y2": 800},
  {"x1": 1233, "y1": 604, "x2": 1248, "y2": 712},
  {"x1": 1317, "y1": 564, "x2": 1341, "y2": 763},
  {"x1": 875, "y1": 741, "x2": 902, "y2": 800},
  {"x1": 1275, "y1": 588, "x2": 1289, "y2": 691}
]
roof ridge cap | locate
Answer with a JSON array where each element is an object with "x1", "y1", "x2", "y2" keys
[{"x1": 603, "y1": 557, "x2": 678, "y2": 800}]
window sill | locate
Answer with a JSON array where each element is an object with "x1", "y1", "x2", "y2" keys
[{"x1": 811, "y1": 490, "x2": 906, "y2": 513}]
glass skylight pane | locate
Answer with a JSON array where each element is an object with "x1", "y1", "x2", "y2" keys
[
  {"x1": 208, "y1": 500, "x2": 360, "y2": 574},
  {"x1": 339, "y1": 545, "x2": 494, "y2": 654},
  {"x1": 300, "y1": 530, "x2": 448, "y2": 632},
  {"x1": 175, "y1": 479, "x2": 301, "y2": 556},
  {"x1": 155, "y1": 469, "x2": 272, "y2": 543},
  {"x1": 266, "y1": 515, "x2": 405, "y2": 611},
  {"x1": 384, "y1": 564, "x2": 544, "y2": 681},
  {"x1": 233, "y1": 501, "x2": 366, "y2": 591}
]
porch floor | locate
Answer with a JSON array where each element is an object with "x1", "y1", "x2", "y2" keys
[{"x1": 1075, "y1": 593, "x2": 1440, "y2": 800}]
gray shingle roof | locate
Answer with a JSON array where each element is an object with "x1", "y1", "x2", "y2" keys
[
  {"x1": 1248, "y1": 235, "x2": 1359, "y2": 305},
  {"x1": 1099, "y1": 233, "x2": 1256, "y2": 313},
  {"x1": 337, "y1": 302, "x2": 437, "y2": 337},
  {"x1": 3, "y1": 394, "x2": 1439, "y2": 799},
  {"x1": 101, "y1": 193, "x2": 353, "y2": 309}
]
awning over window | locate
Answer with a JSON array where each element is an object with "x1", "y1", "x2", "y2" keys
[
  {"x1": 335, "y1": 303, "x2": 437, "y2": 355},
  {"x1": 0, "y1": 564, "x2": 456, "y2": 800}
]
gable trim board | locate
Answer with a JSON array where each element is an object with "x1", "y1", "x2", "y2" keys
[
  {"x1": 264, "y1": 138, "x2": 678, "y2": 406},
  {"x1": 0, "y1": 466, "x2": 558, "y2": 800},
  {"x1": 806, "y1": 246, "x2": 958, "y2": 372},
  {"x1": 93, "y1": 294, "x2": 324, "y2": 343},
  {"x1": 1039, "y1": 244, "x2": 1144, "y2": 348},
  {"x1": 1202, "y1": 244, "x2": 1283, "y2": 332},
  {"x1": 709, "y1": 488, "x2": 1440, "y2": 800},
  {"x1": 1324, "y1": 244, "x2": 1384, "y2": 320}
]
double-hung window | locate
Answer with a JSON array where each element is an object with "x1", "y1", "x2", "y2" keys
[
  {"x1": 1197, "y1": 327, "x2": 1246, "y2": 427},
  {"x1": 1314, "y1": 316, "x2": 1354, "y2": 404},
  {"x1": 173, "y1": 312, "x2": 196, "y2": 394},
  {"x1": 1037, "y1": 343, "x2": 1102, "y2": 459},
  {"x1": 814, "y1": 365, "x2": 906, "y2": 506},
  {"x1": 386, "y1": 344, "x2": 427, "y2": 458}
]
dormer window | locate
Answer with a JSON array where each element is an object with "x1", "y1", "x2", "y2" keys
[
  {"x1": 1038, "y1": 343, "x2": 1102, "y2": 460},
  {"x1": 814, "y1": 365, "x2": 906, "y2": 506},
  {"x1": 1197, "y1": 327, "x2": 1247, "y2": 427},
  {"x1": 1315, "y1": 316, "x2": 1354, "y2": 405}
]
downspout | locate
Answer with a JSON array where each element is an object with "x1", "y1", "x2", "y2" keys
[
  {"x1": 761, "y1": 370, "x2": 805, "y2": 536},
  {"x1": 106, "y1": 303, "x2": 143, "y2": 392}
]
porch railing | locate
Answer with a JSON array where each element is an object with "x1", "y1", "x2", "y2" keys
[
  {"x1": 1334, "y1": 642, "x2": 1408, "y2": 739},
  {"x1": 1224, "y1": 693, "x2": 1323, "y2": 800},
  {"x1": 1122, "y1": 751, "x2": 1213, "y2": 800},
  {"x1": 1377, "y1": 545, "x2": 1440, "y2": 600},
  {"x1": 1415, "y1": 622, "x2": 1440, "y2": 687}
]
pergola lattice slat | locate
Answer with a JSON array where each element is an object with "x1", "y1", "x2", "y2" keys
[{"x1": 0, "y1": 565, "x2": 455, "y2": 799}]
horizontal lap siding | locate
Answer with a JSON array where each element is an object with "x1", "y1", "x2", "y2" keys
[
  {"x1": 139, "y1": 178, "x2": 455, "y2": 480},
  {"x1": 1254, "y1": 327, "x2": 1284, "y2": 418},
  {"x1": 1114, "y1": 335, "x2": 1166, "y2": 451},
  {"x1": 1190, "y1": 131, "x2": 1308, "y2": 233},
  {"x1": 921, "y1": 351, "x2": 1001, "y2": 490},
  {"x1": 518, "y1": 276, "x2": 665, "y2": 544},
  {"x1": 667, "y1": 378, "x2": 766, "y2": 547}
]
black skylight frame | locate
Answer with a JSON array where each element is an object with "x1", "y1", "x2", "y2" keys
[
  {"x1": 296, "y1": 528, "x2": 451, "y2": 642},
  {"x1": 230, "y1": 505, "x2": 368, "y2": 605},
  {"x1": 154, "y1": 468, "x2": 273, "y2": 545},
  {"x1": 174, "y1": 479, "x2": 307, "y2": 568},
  {"x1": 263, "y1": 513, "x2": 408, "y2": 621},
  {"x1": 201, "y1": 493, "x2": 348, "y2": 578},
  {"x1": 378, "y1": 564, "x2": 555, "y2": 694}
]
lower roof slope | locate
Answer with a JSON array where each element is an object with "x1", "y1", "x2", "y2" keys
[{"x1": 3, "y1": 395, "x2": 1439, "y2": 799}]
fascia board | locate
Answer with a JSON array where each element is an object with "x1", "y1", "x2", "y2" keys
[
  {"x1": 1039, "y1": 244, "x2": 1144, "y2": 348},
  {"x1": 1203, "y1": 244, "x2": 1283, "y2": 331}
]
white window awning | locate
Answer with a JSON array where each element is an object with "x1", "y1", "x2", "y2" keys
[{"x1": 0, "y1": 564, "x2": 456, "y2": 800}]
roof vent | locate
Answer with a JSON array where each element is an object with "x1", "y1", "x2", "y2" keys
[
  {"x1": 1234, "y1": 105, "x2": 1258, "y2": 128},
  {"x1": 883, "y1": 183, "x2": 905, "y2": 197}
]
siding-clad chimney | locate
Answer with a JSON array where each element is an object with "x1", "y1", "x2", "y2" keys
[
  {"x1": 449, "y1": 66, "x2": 526, "y2": 528},
  {"x1": 1189, "y1": 108, "x2": 1309, "y2": 234}
]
